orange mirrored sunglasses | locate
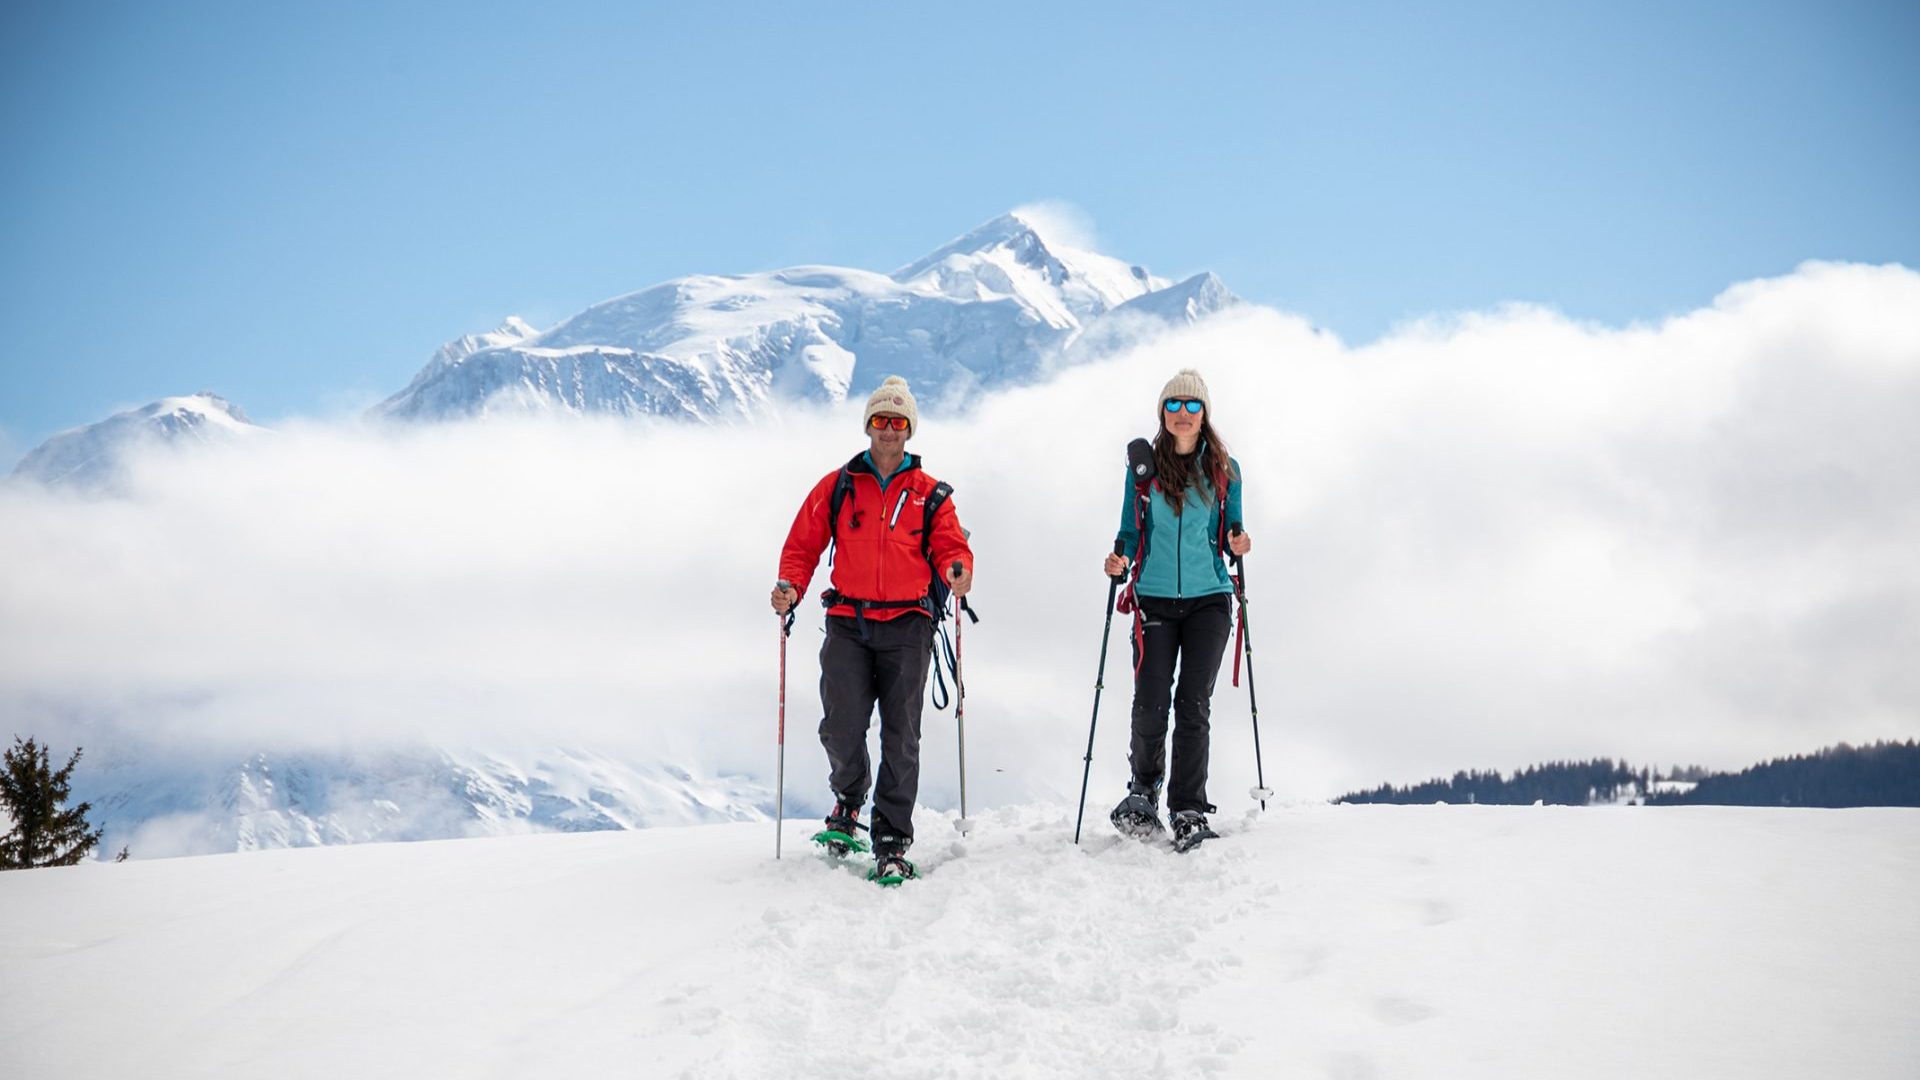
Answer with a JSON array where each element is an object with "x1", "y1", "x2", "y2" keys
[{"x1": 867, "y1": 415, "x2": 911, "y2": 431}]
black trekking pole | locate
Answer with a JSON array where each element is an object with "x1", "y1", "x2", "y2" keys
[
  {"x1": 774, "y1": 580, "x2": 797, "y2": 858},
  {"x1": 1228, "y1": 525, "x2": 1274, "y2": 811},
  {"x1": 950, "y1": 561, "x2": 977, "y2": 837},
  {"x1": 1073, "y1": 538, "x2": 1130, "y2": 844}
]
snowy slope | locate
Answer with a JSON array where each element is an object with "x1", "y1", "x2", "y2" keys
[
  {"x1": 8, "y1": 392, "x2": 264, "y2": 490},
  {"x1": 375, "y1": 212, "x2": 1234, "y2": 423},
  {"x1": 3, "y1": 805, "x2": 1915, "y2": 1080}
]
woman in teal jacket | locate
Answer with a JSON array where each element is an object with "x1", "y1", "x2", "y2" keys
[{"x1": 1102, "y1": 369, "x2": 1251, "y2": 848}]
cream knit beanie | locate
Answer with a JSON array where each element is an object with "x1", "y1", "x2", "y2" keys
[
  {"x1": 1158, "y1": 369, "x2": 1212, "y2": 420},
  {"x1": 863, "y1": 375, "x2": 919, "y2": 437}
]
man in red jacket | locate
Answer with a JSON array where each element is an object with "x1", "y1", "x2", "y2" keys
[{"x1": 771, "y1": 376, "x2": 974, "y2": 881}]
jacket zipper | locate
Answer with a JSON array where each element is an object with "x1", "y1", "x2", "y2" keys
[{"x1": 1174, "y1": 494, "x2": 1183, "y2": 598}]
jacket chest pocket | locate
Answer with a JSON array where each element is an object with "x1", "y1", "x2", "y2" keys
[{"x1": 886, "y1": 488, "x2": 925, "y2": 549}]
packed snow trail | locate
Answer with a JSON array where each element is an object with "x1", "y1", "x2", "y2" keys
[
  {"x1": 3, "y1": 804, "x2": 1916, "y2": 1079},
  {"x1": 717, "y1": 806, "x2": 1262, "y2": 1077}
]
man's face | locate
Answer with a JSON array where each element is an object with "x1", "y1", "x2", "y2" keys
[{"x1": 868, "y1": 413, "x2": 910, "y2": 454}]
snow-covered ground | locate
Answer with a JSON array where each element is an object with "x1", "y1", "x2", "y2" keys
[{"x1": 4, "y1": 804, "x2": 1915, "y2": 1079}]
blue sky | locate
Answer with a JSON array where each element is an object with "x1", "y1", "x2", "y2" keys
[{"x1": 3, "y1": 1, "x2": 1915, "y2": 456}]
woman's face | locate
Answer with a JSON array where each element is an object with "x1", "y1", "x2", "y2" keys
[{"x1": 1163, "y1": 399, "x2": 1204, "y2": 442}]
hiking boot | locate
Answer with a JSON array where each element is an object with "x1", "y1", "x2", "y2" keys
[
  {"x1": 824, "y1": 800, "x2": 863, "y2": 835},
  {"x1": 1170, "y1": 809, "x2": 1219, "y2": 852},
  {"x1": 1110, "y1": 788, "x2": 1165, "y2": 838},
  {"x1": 814, "y1": 799, "x2": 869, "y2": 854},
  {"x1": 869, "y1": 850, "x2": 918, "y2": 884},
  {"x1": 870, "y1": 834, "x2": 917, "y2": 884}
]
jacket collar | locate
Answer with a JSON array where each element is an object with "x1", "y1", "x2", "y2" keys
[{"x1": 846, "y1": 451, "x2": 921, "y2": 478}]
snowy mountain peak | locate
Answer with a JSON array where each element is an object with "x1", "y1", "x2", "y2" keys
[
  {"x1": 890, "y1": 212, "x2": 1055, "y2": 279},
  {"x1": 890, "y1": 211, "x2": 1167, "y2": 322},
  {"x1": 375, "y1": 210, "x2": 1227, "y2": 424},
  {"x1": 143, "y1": 391, "x2": 255, "y2": 430},
  {"x1": 12, "y1": 391, "x2": 266, "y2": 490},
  {"x1": 1113, "y1": 271, "x2": 1240, "y2": 321},
  {"x1": 428, "y1": 316, "x2": 542, "y2": 369}
]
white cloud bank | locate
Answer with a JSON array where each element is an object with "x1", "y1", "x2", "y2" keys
[{"x1": 2, "y1": 260, "x2": 1917, "y2": 805}]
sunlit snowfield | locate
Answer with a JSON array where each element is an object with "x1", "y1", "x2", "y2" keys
[{"x1": 4, "y1": 804, "x2": 1915, "y2": 1079}]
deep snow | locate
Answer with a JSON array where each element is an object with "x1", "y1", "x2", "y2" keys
[{"x1": 3, "y1": 804, "x2": 1915, "y2": 1079}]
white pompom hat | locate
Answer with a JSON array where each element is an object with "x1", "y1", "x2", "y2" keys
[{"x1": 863, "y1": 375, "x2": 920, "y2": 437}]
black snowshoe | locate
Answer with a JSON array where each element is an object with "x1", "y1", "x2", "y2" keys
[
  {"x1": 1110, "y1": 789, "x2": 1165, "y2": 839},
  {"x1": 1170, "y1": 809, "x2": 1219, "y2": 853}
]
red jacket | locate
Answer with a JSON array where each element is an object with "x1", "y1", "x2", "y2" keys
[{"x1": 779, "y1": 453, "x2": 974, "y2": 622}]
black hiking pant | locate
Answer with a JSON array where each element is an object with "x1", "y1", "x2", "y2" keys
[
  {"x1": 1129, "y1": 593, "x2": 1234, "y2": 814},
  {"x1": 818, "y1": 612, "x2": 934, "y2": 845}
]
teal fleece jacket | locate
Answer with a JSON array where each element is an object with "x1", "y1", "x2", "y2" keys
[{"x1": 1116, "y1": 453, "x2": 1243, "y2": 600}]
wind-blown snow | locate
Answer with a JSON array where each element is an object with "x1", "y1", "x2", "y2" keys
[{"x1": 2, "y1": 805, "x2": 1914, "y2": 1079}]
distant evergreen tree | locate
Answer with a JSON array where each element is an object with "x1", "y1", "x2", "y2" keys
[
  {"x1": 1648, "y1": 740, "x2": 1920, "y2": 808},
  {"x1": 1336, "y1": 759, "x2": 1640, "y2": 805},
  {"x1": 1339, "y1": 741, "x2": 1920, "y2": 808},
  {"x1": 0, "y1": 736, "x2": 104, "y2": 869}
]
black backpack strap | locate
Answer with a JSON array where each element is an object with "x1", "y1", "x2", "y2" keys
[
  {"x1": 1216, "y1": 478, "x2": 1229, "y2": 554},
  {"x1": 919, "y1": 481, "x2": 953, "y2": 565},
  {"x1": 1128, "y1": 475, "x2": 1152, "y2": 595},
  {"x1": 919, "y1": 480, "x2": 977, "y2": 624},
  {"x1": 919, "y1": 478, "x2": 975, "y2": 711},
  {"x1": 826, "y1": 466, "x2": 854, "y2": 566}
]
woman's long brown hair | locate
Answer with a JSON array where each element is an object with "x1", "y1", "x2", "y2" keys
[{"x1": 1152, "y1": 413, "x2": 1235, "y2": 513}]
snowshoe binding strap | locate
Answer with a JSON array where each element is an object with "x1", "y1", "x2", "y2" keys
[{"x1": 868, "y1": 853, "x2": 918, "y2": 886}]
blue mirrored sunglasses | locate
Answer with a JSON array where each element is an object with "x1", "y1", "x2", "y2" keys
[{"x1": 1163, "y1": 398, "x2": 1204, "y2": 414}]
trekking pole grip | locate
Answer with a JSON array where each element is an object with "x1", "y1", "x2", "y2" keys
[
  {"x1": 948, "y1": 561, "x2": 978, "y2": 622},
  {"x1": 1109, "y1": 537, "x2": 1127, "y2": 582},
  {"x1": 776, "y1": 579, "x2": 796, "y2": 636}
]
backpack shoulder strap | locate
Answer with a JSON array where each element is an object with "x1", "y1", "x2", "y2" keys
[
  {"x1": 919, "y1": 480, "x2": 954, "y2": 564},
  {"x1": 828, "y1": 466, "x2": 854, "y2": 542},
  {"x1": 1216, "y1": 476, "x2": 1229, "y2": 552},
  {"x1": 825, "y1": 466, "x2": 855, "y2": 565}
]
